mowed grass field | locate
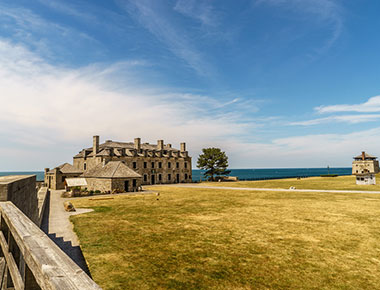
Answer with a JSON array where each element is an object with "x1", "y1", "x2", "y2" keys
[
  {"x1": 71, "y1": 185, "x2": 380, "y2": 289},
  {"x1": 201, "y1": 174, "x2": 380, "y2": 191}
]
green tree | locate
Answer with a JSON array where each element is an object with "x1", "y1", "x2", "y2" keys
[{"x1": 197, "y1": 148, "x2": 231, "y2": 181}]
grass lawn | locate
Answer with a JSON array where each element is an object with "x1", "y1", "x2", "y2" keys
[
  {"x1": 71, "y1": 185, "x2": 380, "y2": 289},
  {"x1": 200, "y1": 174, "x2": 380, "y2": 191}
]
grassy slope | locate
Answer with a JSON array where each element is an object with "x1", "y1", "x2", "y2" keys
[
  {"x1": 71, "y1": 185, "x2": 380, "y2": 289},
  {"x1": 200, "y1": 174, "x2": 380, "y2": 191}
]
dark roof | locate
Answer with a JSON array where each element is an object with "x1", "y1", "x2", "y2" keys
[
  {"x1": 48, "y1": 163, "x2": 83, "y2": 174},
  {"x1": 353, "y1": 152, "x2": 377, "y2": 160},
  {"x1": 74, "y1": 140, "x2": 180, "y2": 158},
  {"x1": 82, "y1": 161, "x2": 141, "y2": 178}
]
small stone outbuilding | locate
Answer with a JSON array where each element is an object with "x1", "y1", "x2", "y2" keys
[
  {"x1": 82, "y1": 161, "x2": 142, "y2": 192},
  {"x1": 44, "y1": 163, "x2": 83, "y2": 190}
]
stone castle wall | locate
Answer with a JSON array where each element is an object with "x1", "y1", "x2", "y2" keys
[
  {"x1": 86, "y1": 178, "x2": 112, "y2": 192},
  {"x1": 85, "y1": 177, "x2": 141, "y2": 192},
  {"x1": 0, "y1": 175, "x2": 39, "y2": 224}
]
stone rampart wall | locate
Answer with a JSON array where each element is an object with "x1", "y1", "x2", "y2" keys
[
  {"x1": 0, "y1": 175, "x2": 38, "y2": 224},
  {"x1": 37, "y1": 187, "x2": 49, "y2": 227}
]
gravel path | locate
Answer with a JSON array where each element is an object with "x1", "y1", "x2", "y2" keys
[{"x1": 150, "y1": 184, "x2": 380, "y2": 194}]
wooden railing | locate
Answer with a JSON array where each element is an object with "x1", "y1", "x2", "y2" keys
[{"x1": 0, "y1": 202, "x2": 101, "y2": 290}]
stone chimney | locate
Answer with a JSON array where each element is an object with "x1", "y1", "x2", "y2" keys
[
  {"x1": 362, "y1": 151, "x2": 366, "y2": 160},
  {"x1": 44, "y1": 168, "x2": 49, "y2": 175},
  {"x1": 167, "y1": 144, "x2": 172, "y2": 148},
  {"x1": 157, "y1": 140, "x2": 164, "y2": 151},
  {"x1": 93, "y1": 135, "x2": 99, "y2": 155},
  {"x1": 134, "y1": 138, "x2": 141, "y2": 151},
  {"x1": 180, "y1": 142, "x2": 186, "y2": 152}
]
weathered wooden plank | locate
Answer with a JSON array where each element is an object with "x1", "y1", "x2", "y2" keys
[
  {"x1": 0, "y1": 202, "x2": 101, "y2": 290},
  {"x1": 0, "y1": 232, "x2": 24, "y2": 290},
  {"x1": 0, "y1": 257, "x2": 6, "y2": 288}
]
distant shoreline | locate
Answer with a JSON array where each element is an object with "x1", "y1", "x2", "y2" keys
[{"x1": 0, "y1": 167, "x2": 352, "y2": 182}]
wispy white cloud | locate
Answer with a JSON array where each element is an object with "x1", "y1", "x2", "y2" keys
[
  {"x1": 0, "y1": 3, "x2": 99, "y2": 60},
  {"x1": 0, "y1": 40, "x2": 255, "y2": 169},
  {"x1": 289, "y1": 114, "x2": 380, "y2": 126},
  {"x1": 254, "y1": 0, "x2": 343, "y2": 53},
  {"x1": 117, "y1": 0, "x2": 213, "y2": 76},
  {"x1": 225, "y1": 127, "x2": 380, "y2": 168},
  {"x1": 0, "y1": 39, "x2": 375, "y2": 170},
  {"x1": 316, "y1": 96, "x2": 380, "y2": 114},
  {"x1": 174, "y1": 0, "x2": 219, "y2": 27},
  {"x1": 37, "y1": 0, "x2": 97, "y2": 22}
]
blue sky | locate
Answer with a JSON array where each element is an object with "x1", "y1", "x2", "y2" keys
[{"x1": 1, "y1": 0, "x2": 380, "y2": 170}]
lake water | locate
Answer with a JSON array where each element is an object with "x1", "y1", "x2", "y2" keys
[
  {"x1": 191, "y1": 168, "x2": 352, "y2": 181},
  {"x1": 0, "y1": 168, "x2": 352, "y2": 182},
  {"x1": 0, "y1": 171, "x2": 45, "y2": 181}
]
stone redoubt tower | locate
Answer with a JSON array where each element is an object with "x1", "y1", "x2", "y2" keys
[{"x1": 352, "y1": 151, "x2": 379, "y2": 185}]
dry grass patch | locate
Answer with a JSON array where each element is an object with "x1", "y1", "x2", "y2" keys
[
  {"x1": 71, "y1": 186, "x2": 380, "y2": 289},
  {"x1": 202, "y1": 174, "x2": 380, "y2": 191}
]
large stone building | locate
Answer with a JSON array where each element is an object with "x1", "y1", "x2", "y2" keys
[
  {"x1": 352, "y1": 151, "x2": 379, "y2": 185},
  {"x1": 73, "y1": 136, "x2": 192, "y2": 186},
  {"x1": 45, "y1": 136, "x2": 192, "y2": 191}
]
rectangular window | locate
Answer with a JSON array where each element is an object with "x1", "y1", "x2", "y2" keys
[
  {"x1": 185, "y1": 162, "x2": 187, "y2": 169},
  {"x1": 151, "y1": 162, "x2": 155, "y2": 168},
  {"x1": 176, "y1": 162, "x2": 179, "y2": 168},
  {"x1": 168, "y1": 174, "x2": 171, "y2": 181},
  {"x1": 133, "y1": 179, "x2": 137, "y2": 187},
  {"x1": 158, "y1": 162, "x2": 162, "y2": 168},
  {"x1": 159, "y1": 174, "x2": 162, "y2": 181},
  {"x1": 144, "y1": 162, "x2": 147, "y2": 168},
  {"x1": 84, "y1": 163, "x2": 87, "y2": 170},
  {"x1": 133, "y1": 162, "x2": 137, "y2": 169},
  {"x1": 168, "y1": 162, "x2": 171, "y2": 168}
]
